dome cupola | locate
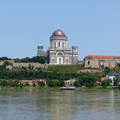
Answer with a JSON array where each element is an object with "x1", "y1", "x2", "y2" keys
[
  {"x1": 50, "y1": 29, "x2": 67, "y2": 39},
  {"x1": 53, "y1": 29, "x2": 66, "y2": 36}
]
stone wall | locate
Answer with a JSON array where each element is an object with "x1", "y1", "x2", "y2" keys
[
  {"x1": 13, "y1": 63, "x2": 48, "y2": 68},
  {"x1": 84, "y1": 58, "x2": 120, "y2": 69},
  {"x1": 0, "y1": 62, "x2": 48, "y2": 69}
]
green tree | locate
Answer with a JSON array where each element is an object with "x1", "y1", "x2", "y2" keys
[
  {"x1": 74, "y1": 80, "x2": 80, "y2": 87},
  {"x1": 47, "y1": 80, "x2": 63, "y2": 87},
  {"x1": 28, "y1": 64, "x2": 34, "y2": 70},
  {"x1": 31, "y1": 56, "x2": 46, "y2": 64},
  {"x1": 9, "y1": 80, "x2": 20, "y2": 87},
  {"x1": 14, "y1": 56, "x2": 46, "y2": 64},
  {"x1": 101, "y1": 80, "x2": 111, "y2": 88},
  {"x1": 104, "y1": 67, "x2": 113, "y2": 74},
  {"x1": 38, "y1": 82, "x2": 45, "y2": 87},
  {"x1": 77, "y1": 74, "x2": 98, "y2": 88},
  {"x1": 117, "y1": 63, "x2": 120, "y2": 68},
  {"x1": 0, "y1": 57, "x2": 10, "y2": 60},
  {"x1": 2, "y1": 61, "x2": 13, "y2": 68},
  {"x1": 0, "y1": 79, "x2": 8, "y2": 87}
]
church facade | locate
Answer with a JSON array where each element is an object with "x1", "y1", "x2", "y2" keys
[{"x1": 37, "y1": 29, "x2": 78, "y2": 65}]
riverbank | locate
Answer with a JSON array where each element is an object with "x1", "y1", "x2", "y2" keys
[
  {"x1": 0, "y1": 86, "x2": 60, "y2": 91},
  {"x1": 0, "y1": 86, "x2": 119, "y2": 91}
]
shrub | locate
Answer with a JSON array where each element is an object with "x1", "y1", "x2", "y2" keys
[
  {"x1": 74, "y1": 80, "x2": 80, "y2": 87},
  {"x1": 47, "y1": 80, "x2": 64, "y2": 87},
  {"x1": 0, "y1": 79, "x2": 8, "y2": 87},
  {"x1": 38, "y1": 82, "x2": 46, "y2": 87},
  {"x1": 101, "y1": 80, "x2": 111, "y2": 88},
  {"x1": 8, "y1": 80, "x2": 20, "y2": 87},
  {"x1": 77, "y1": 74, "x2": 98, "y2": 88}
]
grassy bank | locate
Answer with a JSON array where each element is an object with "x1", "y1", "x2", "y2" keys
[
  {"x1": 0, "y1": 86, "x2": 60, "y2": 91},
  {"x1": 77, "y1": 87, "x2": 119, "y2": 91},
  {"x1": 0, "y1": 86, "x2": 119, "y2": 91}
]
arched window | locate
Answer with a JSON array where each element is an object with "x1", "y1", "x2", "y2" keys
[
  {"x1": 58, "y1": 42, "x2": 61, "y2": 48},
  {"x1": 57, "y1": 52, "x2": 63, "y2": 56},
  {"x1": 88, "y1": 61, "x2": 90, "y2": 65},
  {"x1": 59, "y1": 58, "x2": 61, "y2": 64},
  {"x1": 66, "y1": 59, "x2": 69, "y2": 63}
]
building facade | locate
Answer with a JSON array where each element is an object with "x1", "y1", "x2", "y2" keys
[
  {"x1": 37, "y1": 29, "x2": 78, "y2": 65},
  {"x1": 84, "y1": 55, "x2": 120, "y2": 69},
  {"x1": 106, "y1": 73, "x2": 120, "y2": 86},
  {"x1": 48, "y1": 29, "x2": 78, "y2": 65}
]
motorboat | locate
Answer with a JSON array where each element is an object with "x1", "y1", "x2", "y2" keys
[{"x1": 60, "y1": 86, "x2": 76, "y2": 90}]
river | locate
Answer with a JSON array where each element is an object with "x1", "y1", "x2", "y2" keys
[{"x1": 0, "y1": 88, "x2": 120, "y2": 120}]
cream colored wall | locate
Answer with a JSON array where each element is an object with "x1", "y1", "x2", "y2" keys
[
  {"x1": 50, "y1": 40, "x2": 67, "y2": 49},
  {"x1": 84, "y1": 59, "x2": 99, "y2": 68}
]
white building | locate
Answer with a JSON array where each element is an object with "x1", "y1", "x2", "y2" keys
[{"x1": 106, "y1": 73, "x2": 120, "y2": 86}]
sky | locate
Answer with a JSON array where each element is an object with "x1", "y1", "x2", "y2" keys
[{"x1": 0, "y1": 0, "x2": 120, "y2": 60}]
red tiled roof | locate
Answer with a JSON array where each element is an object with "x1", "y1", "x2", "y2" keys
[
  {"x1": 85, "y1": 55, "x2": 120, "y2": 59},
  {"x1": 101, "y1": 77, "x2": 109, "y2": 81}
]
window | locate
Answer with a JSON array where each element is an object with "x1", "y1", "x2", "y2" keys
[
  {"x1": 59, "y1": 58, "x2": 61, "y2": 64},
  {"x1": 51, "y1": 59, "x2": 55, "y2": 63},
  {"x1": 58, "y1": 42, "x2": 61, "y2": 48},
  {"x1": 88, "y1": 61, "x2": 90, "y2": 65},
  {"x1": 101, "y1": 65, "x2": 104, "y2": 69},
  {"x1": 66, "y1": 59, "x2": 69, "y2": 63},
  {"x1": 57, "y1": 52, "x2": 63, "y2": 56},
  {"x1": 51, "y1": 57, "x2": 55, "y2": 63}
]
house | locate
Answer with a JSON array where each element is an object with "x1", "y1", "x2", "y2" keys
[
  {"x1": 106, "y1": 73, "x2": 120, "y2": 86},
  {"x1": 84, "y1": 55, "x2": 120, "y2": 69},
  {"x1": 64, "y1": 79, "x2": 76, "y2": 87}
]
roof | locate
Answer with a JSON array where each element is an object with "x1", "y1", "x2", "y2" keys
[
  {"x1": 107, "y1": 73, "x2": 120, "y2": 76},
  {"x1": 85, "y1": 55, "x2": 120, "y2": 59},
  {"x1": 53, "y1": 29, "x2": 65, "y2": 36},
  {"x1": 101, "y1": 77, "x2": 109, "y2": 81},
  {"x1": 51, "y1": 29, "x2": 67, "y2": 38}
]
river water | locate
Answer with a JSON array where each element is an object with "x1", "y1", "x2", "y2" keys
[{"x1": 0, "y1": 88, "x2": 120, "y2": 120}]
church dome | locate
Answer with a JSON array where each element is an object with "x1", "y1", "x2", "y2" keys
[
  {"x1": 53, "y1": 29, "x2": 65, "y2": 36},
  {"x1": 51, "y1": 29, "x2": 67, "y2": 37}
]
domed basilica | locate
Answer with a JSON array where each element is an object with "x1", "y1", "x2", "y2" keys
[{"x1": 37, "y1": 29, "x2": 78, "y2": 65}]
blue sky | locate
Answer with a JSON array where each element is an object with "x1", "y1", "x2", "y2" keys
[{"x1": 0, "y1": 0, "x2": 120, "y2": 60}]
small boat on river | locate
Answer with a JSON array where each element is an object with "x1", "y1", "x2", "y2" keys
[{"x1": 60, "y1": 87, "x2": 76, "y2": 90}]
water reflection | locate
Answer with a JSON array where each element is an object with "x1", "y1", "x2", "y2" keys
[{"x1": 0, "y1": 89, "x2": 120, "y2": 120}]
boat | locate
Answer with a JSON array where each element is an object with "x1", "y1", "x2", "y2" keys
[{"x1": 60, "y1": 87, "x2": 76, "y2": 90}]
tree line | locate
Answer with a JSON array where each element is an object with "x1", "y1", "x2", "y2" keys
[
  {"x1": 0, "y1": 79, "x2": 65, "y2": 88},
  {"x1": 0, "y1": 56, "x2": 47, "y2": 64}
]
